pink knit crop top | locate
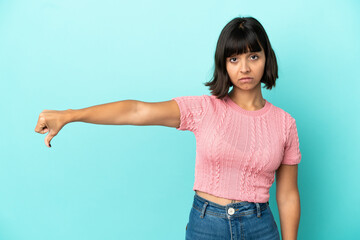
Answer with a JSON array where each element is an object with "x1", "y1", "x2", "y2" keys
[{"x1": 172, "y1": 94, "x2": 302, "y2": 203}]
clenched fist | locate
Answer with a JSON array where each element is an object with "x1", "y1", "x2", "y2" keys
[{"x1": 34, "y1": 110, "x2": 71, "y2": 148}]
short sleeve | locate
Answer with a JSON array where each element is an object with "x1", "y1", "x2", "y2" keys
[
  {"x1": 171, "y1": 95, "x2": 210, "y2": 132},
  {"x1": 282, "y1": 118, "x2": 302, "y2": 165}
]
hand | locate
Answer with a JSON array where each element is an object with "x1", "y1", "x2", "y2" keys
[{"x1": 34, "y1": 109, "x2": 70, "y2": 148}]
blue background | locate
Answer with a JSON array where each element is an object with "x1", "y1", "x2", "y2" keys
[{"x1": 1, "y1": 0, "x2": 359, "y2": 239}]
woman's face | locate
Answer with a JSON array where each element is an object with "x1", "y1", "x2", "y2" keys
[{"x1": 225, "y1": 47, "x2": 266, "y2": 91}]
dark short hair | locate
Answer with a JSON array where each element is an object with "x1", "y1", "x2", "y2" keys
[{"x1": 204, "y1": 16, "x2": 278, "y2": 99}]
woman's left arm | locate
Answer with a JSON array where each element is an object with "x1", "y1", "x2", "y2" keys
[{"x1": 276, "y1": 164, "x2": 301, "y2": 240}]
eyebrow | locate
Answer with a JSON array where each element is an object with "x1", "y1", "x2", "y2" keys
[{"x1": 228, "y1": 51, "x2": 262, "y2": 57}]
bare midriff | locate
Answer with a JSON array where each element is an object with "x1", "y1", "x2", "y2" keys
[{"x1": 195, "y1": 190, "x2": 244, "y2": 206}]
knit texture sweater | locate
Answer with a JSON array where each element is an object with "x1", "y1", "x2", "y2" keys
[{"x1": 172, "y1": 94, "x2": 302, "y2": 203}]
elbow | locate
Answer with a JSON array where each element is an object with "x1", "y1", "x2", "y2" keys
[
  {"x1": 129, "y1": 100, "x2": 141, "y2": 125},
  {"x1": 276, "y1": 190, "x2": 300, "y2": 206}
]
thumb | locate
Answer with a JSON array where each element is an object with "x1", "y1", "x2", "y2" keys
[{"x1": 45, "y1": 131, "x2": 55, "y2": 148}]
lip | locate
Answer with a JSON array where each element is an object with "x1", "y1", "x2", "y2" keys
[
  {"x1": 239, "y1": 77, "x2": 253, "y2": 82},
  {"x1": 239, "y1": 77, "x2": 253, "y2": 80}
]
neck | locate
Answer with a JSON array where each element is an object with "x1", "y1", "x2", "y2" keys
[{"x1": 228, "y1": 89, "x2": 265, "y2": 111}]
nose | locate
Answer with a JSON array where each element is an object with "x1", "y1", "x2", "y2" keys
[{"x1": 239, "y1": 59, "x2": 250, "y2": 73}]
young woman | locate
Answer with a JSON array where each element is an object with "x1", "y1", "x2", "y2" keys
[{"x1": 35, "y1": 16, "x2": 301, "y2": 240}]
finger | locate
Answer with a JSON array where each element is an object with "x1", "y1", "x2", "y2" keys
[
  {"x1": 35, "y1": 118, "x2": 47, "y2": 133},
  {"x1": 45, "y1": 133, "x2": 54, "y2": 148},
  {"x1": 37, "y1": 126, "x2": 48, "y2": 134}
]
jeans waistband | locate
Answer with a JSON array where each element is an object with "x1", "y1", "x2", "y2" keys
[{"x1": 193, "y1": 192, "x2": 269, "y2": 219}]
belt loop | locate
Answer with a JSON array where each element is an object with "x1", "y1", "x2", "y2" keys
[
  {"x1": 256, "y1": 203, "x2": 261, "y2": 218},
  {"x1": 200, "y1": 201, "x2": 209, "y2": 218}
]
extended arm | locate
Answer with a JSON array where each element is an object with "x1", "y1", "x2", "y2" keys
[{"x1": 35, "y1": 99, "x2": 181, "y2": 147}]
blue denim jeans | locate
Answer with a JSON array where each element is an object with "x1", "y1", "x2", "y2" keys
[{"x1": 185, "y1": 192, "x2": 280, "y2": 240}]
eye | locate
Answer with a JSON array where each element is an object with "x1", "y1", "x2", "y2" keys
[
  {"x1": 229, "y1": 55, "x2": 259, "y2": 63},
  {"x1": 229, "y1": 57, "x2": 237, "y2": 63}
]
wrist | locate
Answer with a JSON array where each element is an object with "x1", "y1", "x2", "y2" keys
[{"x1": 63, "y1": 109, "x2": 76, "y2": 124}]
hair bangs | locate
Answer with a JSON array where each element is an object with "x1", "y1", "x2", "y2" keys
[{"x1": 224, "y1": 29, "x2": 262, "y2": 58}]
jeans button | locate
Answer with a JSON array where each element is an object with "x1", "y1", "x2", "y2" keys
[{"x1": 228, "y1": 207, "x2": 235, "y2": 215}]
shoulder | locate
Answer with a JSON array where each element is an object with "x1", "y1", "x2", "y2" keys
[
  {"x1": 173, "y1": 94, "x2": 220, "y2": 105},
  {"x1": 272, "y1": 102, "x2": 296, "y2": 132},
  {"x1": 268, "y1": 102, "x2": 297, "y2": 126},
  {"x1": 171, "y1": 94, "x2": 214, "y2": 112},
  {"x1": 206, "y1": 94, "x2": 227, "y2": 105},
  {"x1": 173, "y1": 94, "x2": 212, "y2": 101}
]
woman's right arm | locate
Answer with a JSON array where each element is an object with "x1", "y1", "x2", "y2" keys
[{"x1": 35, "y1": 99, "x2": 181, "y2": 148}]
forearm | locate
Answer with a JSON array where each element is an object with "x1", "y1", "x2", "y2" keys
[
  {"x1": 65, "y1": 100, "x2": 139, "y2": 125},
  {"x1": 277, "y1": 193, "x2": 300, "y2": 240}
]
